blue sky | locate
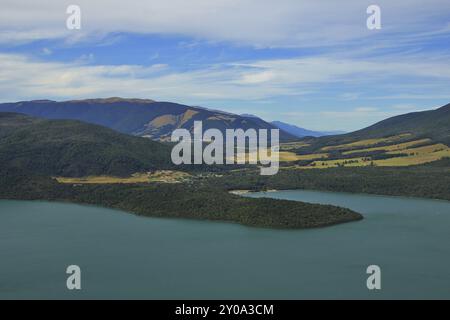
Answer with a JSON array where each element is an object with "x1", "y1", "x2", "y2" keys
[{"x1": 1, "y1": 0, "x2": 450, "y2": 131}]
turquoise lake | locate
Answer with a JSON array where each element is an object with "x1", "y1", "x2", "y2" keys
[{"x1": 1, "y1": 190, "x2": 449, "y2": 299}]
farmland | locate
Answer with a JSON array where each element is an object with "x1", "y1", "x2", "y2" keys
[{"x1": 275, "y1": 135, "x2": 450, "y2": 168}]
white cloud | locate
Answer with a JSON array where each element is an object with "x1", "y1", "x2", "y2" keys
[
  {"x1": 1, "y1": 52, "x2": 449, "y2": 104},
  {"x1": 239, "y1": 71, "x2": 275, "y2": 84},
  {"x1": 1, "y1": 1, "x2": 448, "y2": 132},
  {"x1": 0, "y1": 0, "x2": 449, "y2": 47},
  {"x1": 354, "y1": 107, "x2": 378, "y2": 112},
  {"x1": 320, "y1": 108, "x2": 389, "y2": 120},
  {"x1": 41, "y1": 47, "x2": 52, "y2": 55},
  {"x1": 74, "y1": 53, "x2": 95, "y2": 64},
  {"x1": 392, "y1": 103, "x2": 417, "y2": 110},
  {"x1": 340, "y1": 93, "x2": 360, "y2": 101}
]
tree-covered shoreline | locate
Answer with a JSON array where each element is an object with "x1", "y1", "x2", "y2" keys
[
  {"x1": 0, "y1": 168, "x2": 363, "y2": 229},
  {"x1": 207, "y1": 158, "x2": 450, "y2": 202}
]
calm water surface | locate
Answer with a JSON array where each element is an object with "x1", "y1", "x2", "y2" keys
[{"x1": 1, "y1": 190, "x2": 449, "y2": 299}]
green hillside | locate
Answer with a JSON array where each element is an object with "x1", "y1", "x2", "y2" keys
[
  {"x1": 0, "y1": 113, "x2": 172, "y2": 177},
  {"x1": 306, "y1": 103, "x2": 450, "y2": 150}
]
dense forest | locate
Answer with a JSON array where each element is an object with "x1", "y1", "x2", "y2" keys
[
  {"x1": 209, "y1": 158, "x2": 450, "y2": 201},
  {"x1": 0, "y1": 167, "x2": 362, "y2": 229},
  {"x1": 0, "y1": 113, "x2": 175, "y2": 177}
]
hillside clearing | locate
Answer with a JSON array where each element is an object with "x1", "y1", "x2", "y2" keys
[
  {"x1": 342, "y1": 138, "x2": 431, "y2": 155},
  {"x1": 321, "y1": 133, "x2": 412, "y2": 151},
  {"x1": 56, "y1": 170, "x2": 191, "y2": 184}
]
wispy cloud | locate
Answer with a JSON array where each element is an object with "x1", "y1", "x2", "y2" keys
[
  {"x1": 0, "y1": 0, "x2": 449, "y2": 130},
  {"x1": 1, "y1": 52, "x2": 449, "y2": 103},
  {"x1": 40, "y1": 47, "x2": 52, "y2": 55},
  {"x1": 1, "y1": 0, "x2": 449, "y2": 47}
]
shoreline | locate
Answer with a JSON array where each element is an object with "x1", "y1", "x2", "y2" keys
[
  {"x1": 229, "y1": 187, "x2": 450, "y2": 203},
  {"x1": 228, "y1": 189, "x2": 279, "y2": 195}
]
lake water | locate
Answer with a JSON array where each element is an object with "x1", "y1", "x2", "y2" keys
[{"x1": 1, "y1": 190, "x2": 449, "y2": 299}]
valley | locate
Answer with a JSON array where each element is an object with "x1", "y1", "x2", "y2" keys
[{"x1": 0, "y1": 99, "x2": 449, "y2": 229}]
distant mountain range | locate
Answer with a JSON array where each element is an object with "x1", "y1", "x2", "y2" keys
[
  {"x1": 237, "y1": 114, "x2": 345, "y2": 138},
  {"x1": 0, "y1": 98, "x2": 297, "y2": 141},
  {"x1": 0, "y1": 100, "x2": 448, "y2": 178},
  {"x1": 270, "y1": 121, "x2": 345, "y2": 138},
  {"x1": 1, "y1": 98, "x2": 448, "y2": 150}
]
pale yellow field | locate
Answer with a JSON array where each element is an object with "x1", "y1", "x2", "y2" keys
[
  {"x1": 343, "y1": 138, "x2": 431, "y2": 155},
  {"x1": 373, "y1": 150, "x2": 450, "y2": 166},
  {"x1": 375, "y1": 143, "x2": 450, "y2": 166},
  {"x1": 280, "y1": 141, "x2": 310, "y2": 150},
  {"x1": 229, "y1": 150, "x2": 328, "y2": 163},
  {"x1": 387, "y1": 143, "x2": 448, "y2": 155},
  {"x1": 226, "y1": 132, "x2": 450, "y2": 169},
  {"x1": 306, "y1": 157, "x2": 370, "y2": 168},
  {"x1": 56, "y1": 171, "x2": 191, "y2": 184},
  {"x1": 321, "y1": 133, "x2": 412, "y2": 151},
  {"x1": 299, "y1": 143, "x2": 450, "y2": 169},
  {"x1": 277, "y1": 151, "x2": 327, "y2": 161}
]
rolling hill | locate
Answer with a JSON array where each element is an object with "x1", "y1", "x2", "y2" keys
[
  {"x1": 307, "y1": 103, "x2": 450, "y2": 149},
  {"x1": 0, "y1": 113, "x2": 172, "y2": 177},
  {"x1": 275, "y1": 103, "x2": 450, "y2": 169},
  {"x1": 0, "y1": 98, "x2": 296, "y2": 141}
]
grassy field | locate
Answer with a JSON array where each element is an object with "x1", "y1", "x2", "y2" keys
[
  {"x1": 231, "y1": 150, "x2": 328, "y2": 162},
  {"x1": 378, "y1": 144, "x2": 450, "y2": 166},
  {"x1": 301, "y1": 143, "x2": 450, "y2": 168},
  {"x1": 275, "y1": 133, "x2": 450, "y2": 169},
  {"x1": 387, "y1": 143, "x2": 448, "y2": 155},
  {"x1": 278, "y1": 151, "x2": 328, "y2": 161},
  {"x1": 56, "y1": 170, "x2": 191, "y2": 184},
  {"x1": 280, "y1": 141, "x2": 310, "y2": 150},
  {"x1": 228, "y1": 135, "x2": 449, "y2": 167},
  {"x1": 321, "y1": 133, "x2": 412, "y2": 151},
  {"x1": 342, "y1": 138, "x2": 431, "y2": 155}
]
